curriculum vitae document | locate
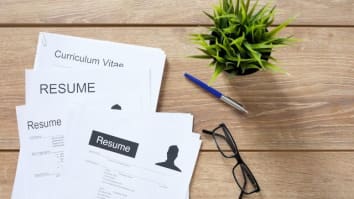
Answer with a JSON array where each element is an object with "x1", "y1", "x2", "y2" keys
[{"x1": 34, "y1": 32, "x2": 166, "y2": 110}]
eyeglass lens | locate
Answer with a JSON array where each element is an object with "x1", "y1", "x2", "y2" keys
[
  {"x1": 213, "y1": 126, "x2": 235, "y2": 157},
  {"x1": 233, "y1": 163, "x2": 258, "y2": 194}
]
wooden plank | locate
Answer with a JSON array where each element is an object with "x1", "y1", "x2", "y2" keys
[
  {"x1": 1, "y1": 151, "x2": 354, "y2": 199},
  {"x1": 193, "y1": 151, "x2": 354, "y2": 199},
  {"x1": 0, "y1": 27, "x2": 353, "y2": 150},
  {"x1": 0, "y1": 0, "x2": 353, "y2": 25},
  {"x1": 0, "y1": 152, "x2": 17, "y2": 199}
]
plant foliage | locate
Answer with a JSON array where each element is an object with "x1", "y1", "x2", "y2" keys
[{"x1": 191, "y1": 0, "x2": 294, "y2": 83}]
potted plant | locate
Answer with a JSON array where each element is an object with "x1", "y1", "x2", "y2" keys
[{"x1": 191, "y1": 0, "x2": 295, "y2": 82}]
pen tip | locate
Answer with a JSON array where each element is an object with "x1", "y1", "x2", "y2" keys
[{"x1": 239, "y1": 107, "x2": 248, "y2": 114}]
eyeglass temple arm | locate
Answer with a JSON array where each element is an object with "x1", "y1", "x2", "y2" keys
[
  {"x1": 202, "y1": 129, "x2": 227, "y2": 140},
  {"x1": 202, "y1": 129, "x2": 213, "y2": 135}
]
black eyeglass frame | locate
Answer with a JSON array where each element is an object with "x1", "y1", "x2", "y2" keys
[{"x1": 202, "y1": 123, "x2": 260, "y2": 197}]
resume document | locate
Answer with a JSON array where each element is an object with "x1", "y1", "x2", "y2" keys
[{"x1": 63, "y1": 110, "x2": 201, "y2": 199}]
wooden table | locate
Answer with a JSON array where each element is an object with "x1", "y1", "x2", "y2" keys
[{"x1": 0, "y1": 0, "x2": 354, "y2": 198}]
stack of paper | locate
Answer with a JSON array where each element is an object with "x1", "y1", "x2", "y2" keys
[{"x1": 12, "y1": 33, "x2": 201, "y2": 199}]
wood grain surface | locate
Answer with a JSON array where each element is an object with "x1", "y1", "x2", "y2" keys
[
  {"x1": 1, "y1": 152, "x2": 354, "y2": 199},
  {"x1": 0, "y1": 0, "x2": 353, "y2": 25},
  {"x1": 1, "y1": 0, "x2": 354, "y2": 198}
]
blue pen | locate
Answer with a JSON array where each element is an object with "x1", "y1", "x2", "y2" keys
[{"x1": 184, "y1": 73, "x2": 248, "y2": 114}]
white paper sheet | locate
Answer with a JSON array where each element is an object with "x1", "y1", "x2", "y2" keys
[
  {"x1": 62, "y1": 110, "x2": 201, "y2": 199},
  {"x1": 13, "y1": 106, "x2": 197, "y2": 199},
  {"x1": 25, "y1": 68, "x2": 150, "y2": 111},
  {"x1": 11, "y1": 152, "x2": 25, "y2": 199},
  {"x1": 33, "y1": 32, "x2": 166, "y2": 110},
  {"x1": 12, "y1": 105, "x2": 75, "y2": 199}
]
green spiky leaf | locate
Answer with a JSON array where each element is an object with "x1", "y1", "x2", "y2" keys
[{"x1": 190, "y1": 0, "x2": 296, "y2": 82}]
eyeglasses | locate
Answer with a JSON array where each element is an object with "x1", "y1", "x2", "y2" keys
[{"x1": 202, "y1": 123, "x2": 260, "y2": 199}]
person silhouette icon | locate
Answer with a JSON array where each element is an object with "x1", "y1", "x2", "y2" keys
[
  {"x1": 155, "y1": 145, "x2": 182, "y2": 172},
  {"x1": 111, "y1": 104, "x2": 122, "y2": 110}
]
